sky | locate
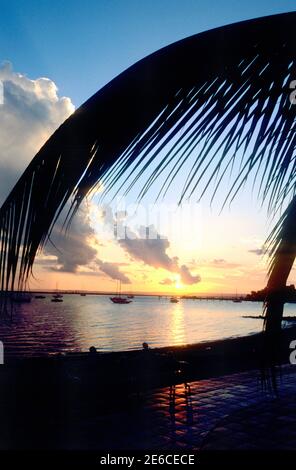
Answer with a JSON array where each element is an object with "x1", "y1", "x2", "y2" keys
[{"x1": 0, "y1": 0, "x2": 295, "y2": 294}]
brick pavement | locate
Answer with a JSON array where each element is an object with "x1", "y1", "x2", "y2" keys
[{"x1": 72, "y1": 365, "x2": 296, "y2": 450}]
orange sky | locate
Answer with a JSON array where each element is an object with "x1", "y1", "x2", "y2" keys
[{"x1": 29, "y1": 192, "x2": 283, "y2": 296}]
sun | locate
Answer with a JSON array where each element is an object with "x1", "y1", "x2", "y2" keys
[{"x1": 175, "y1": 276, "x2": 183, "y2": 290}]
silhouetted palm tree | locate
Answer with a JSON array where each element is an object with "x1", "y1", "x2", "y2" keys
[{"x1": 0, "y1": 12, "x2": 296, "y2": 364}]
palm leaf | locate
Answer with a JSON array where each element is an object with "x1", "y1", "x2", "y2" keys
[{"x1": 0, "y1": 12, "x2": 296, "y2": 294}]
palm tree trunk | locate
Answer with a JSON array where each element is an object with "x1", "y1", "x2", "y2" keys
[{"x1": 263, "y1": 196, "x2": 296, "y2": 372}]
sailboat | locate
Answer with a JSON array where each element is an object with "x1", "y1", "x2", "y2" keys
[
  {"x1": 51, "y1": 284, "x2": 63, "y2": 302},
  {"x1": 233, "y1": 289, "x2": 242, "y2": 303},
  {"x1": 110, "y1": 280, "x2": 132, "y2": 304},
  {"x1": 80, "y1": 284, "x2": 87, "y2": 296}
]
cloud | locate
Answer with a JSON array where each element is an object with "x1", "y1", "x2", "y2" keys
[
  {"x1": 248, "y1": 248, "x2": 265, "y2": 256},
  {"x1": 179, "y1": 265, "x2": 201, "y2": 285},
  {"x1": 0, "y1": 63, "x2": 109, "y2": 278},
  {"x1": 160, "y1": 278, "x2": 174, "y2": 285},
  {"x1": 0, "y1": 63, "x2": 133, "y2": 287},
  {"x1": 210, "y1": 259, "x2": 240, "y2": 269},
  {"x1": 0, "y1": 61, "x2": 74, "y2": 204},
  {"x1": 44, "y1": 205, "x2": 98, "y2": 273},
  {"x1": 188, "y1": 258, "x2": 240, "y2": 270},
  {"x1": 96, "y1": 260, "x2": 131, "y2": 284},
  {"x1": 120, "y1": 227, "x2": 179, "y2": 271},
  {"x1": 43, "y1": 202, "x2": 132, "y2": 281},
  {"x1": 117, "y1": 223, "x2": 201, "y2": 285}
]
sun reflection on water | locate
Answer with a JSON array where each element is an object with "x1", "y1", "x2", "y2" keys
[{"x1": 168, "y1": 300, "x2": 186, "y2": 345}]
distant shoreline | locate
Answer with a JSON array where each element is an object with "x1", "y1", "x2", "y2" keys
[
  {"x1": 3, "y1": 290, "x2": 250, "y2": 298},
  {"x1": 6, "y1": 290, "x2": 296, "y2": 305}
]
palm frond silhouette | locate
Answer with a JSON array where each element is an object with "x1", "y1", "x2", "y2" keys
[{"x1": 1, "y1": 12, "x2": 296, "y2": 358}]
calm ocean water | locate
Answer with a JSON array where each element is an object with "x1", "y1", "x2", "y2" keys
[{"x1": 0, "y1": 295, "x2": 295, "y2": 356}]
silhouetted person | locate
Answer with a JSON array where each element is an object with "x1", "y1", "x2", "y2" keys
[{"x1": 89, "y1": 346, "x2": 97, "y2": 354}]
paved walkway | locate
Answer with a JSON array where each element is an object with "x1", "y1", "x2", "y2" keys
[{"x1": 72, "y1": 364, "x2": 296, "y2": 450}]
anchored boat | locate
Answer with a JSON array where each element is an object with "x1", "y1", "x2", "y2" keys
[{"x1": 110, "y1": 280, "x2": 132, "y2": 304}]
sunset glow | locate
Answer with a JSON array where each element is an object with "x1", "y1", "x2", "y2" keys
[{"x1": 22, "y1": 188, "x2": 270, "y2": 295}]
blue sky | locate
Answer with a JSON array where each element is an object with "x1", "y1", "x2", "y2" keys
[{"x1": 1, "y1": 0, "x2": 295, "y2": 106}]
